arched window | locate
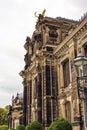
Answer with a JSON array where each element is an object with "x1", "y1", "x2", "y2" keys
[{"x1": 65, "y1": 101, "x2": 71, "y2": 122}]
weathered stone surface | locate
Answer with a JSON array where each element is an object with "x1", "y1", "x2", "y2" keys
[{"x1": 20, "y1": 13, "x2": 87, "y2": 130}]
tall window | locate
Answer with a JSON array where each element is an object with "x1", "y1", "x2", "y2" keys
[
  {"x1": 34, "y1": 77, "x2": 37, "y2": 99},
  {"x1": 84, "y1": 45, "x2": 87, "y2": 76},
  {"x1": 46, "y1": 65, "x2": 51, "y2": 95},
  {"x1": 63, "y1": 59, "x2": 70, "y2": 87},
  {"x1": 65, "y1": 101, "x2": 71, "y2": 122},
  {"x1": 47, "y1": 99, "x2": 51, "y2": 125},
  {"x1": 84, "y1": 88, "x2": 87, "y2": 126},
  {"x1": 84, "y1": 44, "x2": 87, "y2": 57}
]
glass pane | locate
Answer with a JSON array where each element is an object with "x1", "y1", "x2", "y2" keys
[
  {"x1": 63, "y1": 60, "x2": 70, "y2": 87},
  {"x1": 74, "y1": 60, "x2": 82, "y2": 66},
  {"x1": 75, "y1": 65, "x2": 83, "y2": 77},
  {"x1": 83, "y1": 60, "x2": 87, "y2": 65},
  {"x1": 83, "y1": 65, "x2": 87, "y2": 76},
  {"x1": 65, "y1": 102, "x2": 71, "y2": 122}
]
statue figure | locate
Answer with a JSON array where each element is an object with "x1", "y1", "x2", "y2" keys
[
  {"x1": 41, "y1": 9, "x2": 46, "y2": 17},
  {"x1": 34, "y1": 9, "x2": 46, "y2": 23}
]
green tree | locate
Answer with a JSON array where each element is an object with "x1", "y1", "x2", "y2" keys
[
  {"x1": 10, "y1": 128, "x2": 16, "y2": 130},
  {"x1": 16, "y1": 125, "x2": 25, "y2": 130},
  {"x1": 0, "y1": 125, "x2": 8, "y2": 130},
  {"x1": 26, "y1": 121, "x2": 44, "y2": 130},
  {"x1": 0, "y1": 106, "x2": 9, "y2": 125},
  {"x1": 48, "y1": 118, "x2": 72, "y2": 130},
  {"x1": 0, "y1": 108, "x2": 4, "y2": 125}
]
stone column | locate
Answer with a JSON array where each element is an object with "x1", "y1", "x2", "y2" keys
[
  {"x1": 22, "y1": 80, "x2": 27, "y2": 125},
  {"x1": 32, "y1": 78, "x2": 35, "y2": 121},
  {"x1": 37, "y1": 73, "x2": 42, "y2": 123}
]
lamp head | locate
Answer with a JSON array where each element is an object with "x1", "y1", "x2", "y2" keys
[{"x1": 73, "y1": 53, "x2": 87, "y2": 77}]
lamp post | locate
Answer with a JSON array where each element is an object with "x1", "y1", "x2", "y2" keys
[{"x1": 73, "y1": 52, "x2": 87, "y2": 130}]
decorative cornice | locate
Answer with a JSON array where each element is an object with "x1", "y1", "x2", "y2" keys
[
  {"x1": 54, "y1": 44, "x2": 69, "y2": 60},
  {"x1": 54, "y1": 17, "x2": 87, "y2": 55}
]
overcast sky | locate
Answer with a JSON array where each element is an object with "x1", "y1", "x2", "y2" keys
[{"x1": 0, "y1": 0, "x2": 87, "y2": 108}]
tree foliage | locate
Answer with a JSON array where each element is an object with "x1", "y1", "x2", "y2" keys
[
  {"x1": 10, "y1": 128, "x2": 16, "y2": 130},
  {"x1": 16, "y1": 125, "x2": 25, "y2": 130},
  {"x1": 48, "y1": 118, "x2": 72, "y2": 130},
  {"x1": 0, "y1": 125, "x2": 8, "y2": 130},
  {"x1": 26, "y1": 121, "x2": 43, "y2": 130},
  {"x1": 0, "y1": 106, "x2": 9, "y2": 125}
]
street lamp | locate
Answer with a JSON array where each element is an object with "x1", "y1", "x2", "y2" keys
[
  {"x1": 73, "y1": 53, "x2": 87, "y2": 78},
  {"x1": 73, "y1": 52, "x2": 87, "y2": 130}
]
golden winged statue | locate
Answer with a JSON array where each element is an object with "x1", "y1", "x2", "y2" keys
[
  {"x1": 41, "y1": 9, "x2": 46, "y2": 16},
  {"x1": 34, "y1": 9, "x2": 46, "y2": 17},
  {"x1": 34, "y1": 9, "x2": 46, "y2": 23}
]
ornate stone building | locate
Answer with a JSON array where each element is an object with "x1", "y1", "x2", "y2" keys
[
  {"x1": 8, "y1": 93, "x2": 23, "y2": 129},
  {"x1": 20, "y1": 12, "x2": 87, "y2": 130}
]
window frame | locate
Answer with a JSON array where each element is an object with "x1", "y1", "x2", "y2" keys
[{"x1": 62, "y1": 58, "x2": 70, "y2": 87}]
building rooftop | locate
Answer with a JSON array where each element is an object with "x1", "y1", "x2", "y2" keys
[{"x1": 56, "y1": 16, "x2": 79, "y2": 23}]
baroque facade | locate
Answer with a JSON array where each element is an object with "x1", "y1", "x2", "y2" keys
[
  {"x1": 20, "y1": 12, "x2": 87, "y2": 130},
  {"x1": 8, "y1": 93, "x2": 23, "y2": 129}
]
